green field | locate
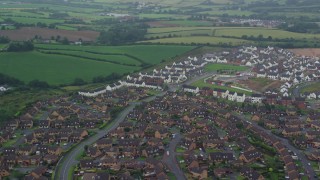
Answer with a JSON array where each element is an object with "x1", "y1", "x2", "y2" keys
[
  {"x1": 0, "y1": 51, "x2": 139, "y2": 85},
  {"x1": 192, "y1": 79, "x2": 252, "y2": 95},
  {"x1": 36, "y1": 44, "x2": 195, "y2": 65},
  {"x1": 141, "y1": 36, "x2": 249, "y2": 45},
  {"x1": 159, "y1": 20, "x2": 213, "y2": 27},
  {"x1": 148, "y1": 27, "x2": 214, "y2": 34},
  {"x1": 205, "y1": 64, "x2": 248, "y2": 72},
  {"x1": 146, "y1": 26, "x2": 320, "y2": 43},
  {"x1": 301, "y1": 82, "x2": 320, "y2": 93},
  {"x1": 0, "y1": 44, "x2": 8, "y2": 49},
  {"x1": 0, "y1": 45, "x2": 194, "y2": 85},
  {"x1": 214, "y1": 28, "x2": 320, "y2": 40},
  {"x1": 39, "y1": 49, "x2": 142, "y2": 66}
]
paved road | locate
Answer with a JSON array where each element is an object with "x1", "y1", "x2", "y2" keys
[
  {"x1": 162, "y1": 133, "x2": 186, "y2": 180},
  {"x1": 55, "y1": 92, "x2": 167, "y2": 180},
  {"x1": 292, "y1": 80, "x2": 320, "y2": 98},
  {"x1": 55, "y1": 104, "x2": 135, "y2": 180},
  {"x1": 235, "y1": 113, "x2": 317, "y2": 180}
]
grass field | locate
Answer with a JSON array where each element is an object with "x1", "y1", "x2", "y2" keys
[
  {"x1": 39, "y1": 49, "x2": 142, "y2": 66},
  {"x1": 35, "y1": 44, "x2": 196, "y2": 64},
  {"x1": 301, "y1": 82, "x2": 320, "y2": 93},
  {"x1": 141, "y1": 36, "x2": 249, "y2": 45},
  {"x1": 205, "y1": 64, "x2": 248, "y2": 72},
  {"x1": 192, "y1": 79, "x2": 252, "y2": 95},
  {"x1": 0, "y1": 51, "x2": 139, "y2": 85},
  {"x1": 214, "y1": 28, "x2": 320, "y2": 40},
  {"x1": 0, "y1": 45, "x2": 195, "y2": 85},
  {"x1": 0, "y1": 44, "x2": 7, "y2": 49}
]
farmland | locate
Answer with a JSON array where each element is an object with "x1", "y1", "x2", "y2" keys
[
  {"x1": 35, "y1": 44, "x2": 195, "y2": 65},
  {"x1": 141, "y1": 36, "x2": 249, "y2": 45},
  {"x1": 0, "y1": 44, "x2": 195, "y2": 85},
  {"x1": 214, "y1": 28, "x2": 320, "y2": 40},
  {"x1": 0, "y1": 27, "x2": 99, "y2": 42},
  {"x1": 0, "y1": 51, "x2": 140, "y2": 85}
]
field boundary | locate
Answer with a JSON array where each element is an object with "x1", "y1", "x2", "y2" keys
[{"x1": 36, "y1": 49, "x2": 141, "y2": 67}]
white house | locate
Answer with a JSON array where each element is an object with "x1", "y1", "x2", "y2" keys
[
  {"x1": 182, "y1": 85, "x2": 199, "y2": 94},
  {"x1": 256, "y1": 72, "x2": 267, "y2": 78},
  {"x1": 236, "y1": 93, "x2": 246, "y2": 103},
  {"x1": 306, "y1": 93, "x2": 317, "y2": 99},
  {"x1": 228, "y1": 92, "x2": 237, "y2": 101},
  {"x1": 250, "y1": 94, "x2": 263, "y2": 104},
  {"x1": 0, "y1": 86, "x2": 8, "y2": 92}
]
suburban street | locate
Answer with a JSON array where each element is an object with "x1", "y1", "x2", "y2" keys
[
  {"x1": 235, "y1": 113, "x2": 317, "y2": 180},
  {"x1": 55, "y1": 90, "x2": 168, "y2": 180},
  {"x1": 162, "y1": 133, "x2": 186, "y2": 180},
  {"x1": 292, "y1": 80, "x2": 320, "y2": 98},
  {"x1": 55, "y1": 103, "x2": 136, "y2": 180}
]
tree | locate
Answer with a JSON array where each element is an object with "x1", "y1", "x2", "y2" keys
[
  {"x1": 72, "y1": 78, "x2": 86, "y2": 86},
  {"x1": 61, "y1": 37, "x2": 69, "y2": 45},
  {"x1": 28, "y1": 80, "x2": 50, "y2": 89},
  {"x1": 0, "y1": 36, "x2": 10, "y2": 43},
  {"x1": 7, "y1": 41, "x2": 34, "y2": 52},
  {"x1": 98, "y1": 23, "x2": 149, "y2": 45}
]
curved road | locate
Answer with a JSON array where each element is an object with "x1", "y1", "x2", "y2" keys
[
  {"x1": 55, "y1": 72, "x2": 218, "y2": 180},
  {"x1": 55, "y1": 93, "x2": 165, "y2": 180},
  {"x1": 292, "y1": 80, "x2": 320, "y2": 98},
  {"x1": 162, "y1": 133, "x2": 186, "y2": 180},
  {"x1": 235, "y1": 113, "x2": 317, "y2": 180},
  {"x1": 55, "y1": 104, "x2": 135, "y2": 180}
]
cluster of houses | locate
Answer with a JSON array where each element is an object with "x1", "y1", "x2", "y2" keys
[
  {"x1": 78, "y1": 55, "x2": 211, "y2": 97},
  {"x1": 0, "y1": 87, "x2": 150, "y2": 179},
  {"x1": 73, "y1": 89, "x2": 316, "y2": 179},
  {"x1": 303, "y1": 92, "x2": 320, "y2": 100},
  {"x1": 240, "y1": 46, "x2": 319, "y2": 95},
  {"x1": 179, "y1": 46, "x2": 320, "y2": 104},
  {"x1": 202, "y1": 46, "x2": 320, "y2": 97},
  {"x1": 228, "y1": 18, "x2": 284, "y2": 28}
]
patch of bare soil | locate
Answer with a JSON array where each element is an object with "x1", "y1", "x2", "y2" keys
[
  {"x1": 147, "y1": 21, "x2": 179, "y2": 28},
  {"x1": 289, "y1": 48, "x2": 320, "y2": 57},
  {"x1": 239, "y1": 79, "x2": 282, "y2": 93},
  {"x1": 0, "y1": 27, "x2": 99, "y2": 42}
]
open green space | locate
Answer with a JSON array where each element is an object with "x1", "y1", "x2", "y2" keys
[
  {"x1": 141, "y1": 36, "x2": 249, "y2": 45},
  {"x1": 192, "y1": 79, "x2": 252, "y2": 95},
  {"x1": 205, "y1": 63, "x2": 248, "y2": 72},
  {"x1": 35, "y1": 44, "x2": 195, "y2": 65},
  {"x1": 39, "y1": 49, "x2": 142, "y2": 66},
  {"x1": 0, "y1": 44, "x2": 8, "y2": 49},
  {"x1": 0, "y1": 51, "x2": 139, "y2": 85},
  {"x1": 214, "y1": 28, "x2": 320, "y2": 40},
  {"x1": 301, "y1": 82, "x2": 320, "y2": 93}
]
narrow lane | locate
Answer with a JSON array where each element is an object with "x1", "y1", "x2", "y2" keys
[
  {"x1": 235, "y1": 113, "x2": 317, "y2": 180},
  {"x1": 162, "y1": 133, "x2": 186, "y2": 180}
]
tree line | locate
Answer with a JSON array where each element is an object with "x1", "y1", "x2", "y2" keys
[{"x1": 98, "y1": 23, "x2": 149, "y2": 45}]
